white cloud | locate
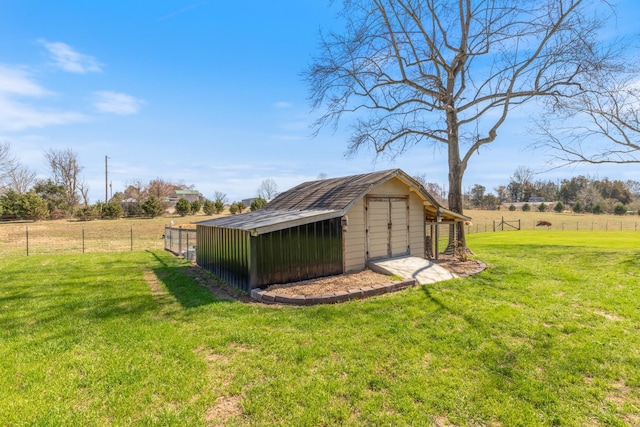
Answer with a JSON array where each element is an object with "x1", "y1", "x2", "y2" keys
[
  {"x1": 93, "y1": 91, "x2": 145, "y2": 115},
  {"x1": 274, "y1": 101, "x2": 293, "y2": 109},
  {"x1": 38, "y1": 39, "x2": 103, "y2": 74},
  {"x1": 0, "y1": 64, "x2": 50, "y2": 96},
  {"x1": 0, "y1": 65, "x2": 86, "y2": 132},
  {"x1": 0, "y1": 96, "x2": 86, "y2": 132}
]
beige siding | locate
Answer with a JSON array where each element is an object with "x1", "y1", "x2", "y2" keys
[
  {"x1": 368, "y1": 177, "x2": 409, "y2": 196},
  {"x1": 343, "y1": 177, "x2": 426, "y2": 270},
  {"x1": 367, "y1": 199, "x2": 390, "y2": 259},
  {"x1": 390, "y1": 198, "x2": 408, "y2": 255},
  {"x1": 343, "y1": 199, "x2": 366, "y2": 271},
  {"x1": 409, "y1": 192, "x2": 425, "y2": 256}
]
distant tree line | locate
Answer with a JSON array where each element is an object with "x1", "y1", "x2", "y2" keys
[
  {"x1": 0, "y1": 143, "x2": 214, "y2": 221},
  {"x1": 0, "y1": 143, "x2": 285, "y2": 222},
  {"x1": 463, "y1": 166, "x2": 640, "y2": 215}
]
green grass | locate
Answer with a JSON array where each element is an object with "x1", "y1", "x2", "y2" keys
[{"x1": 1, "y1": 231, "x2": 639, "y2": 426}]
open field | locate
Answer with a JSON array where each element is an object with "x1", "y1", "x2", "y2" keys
[
  {"x1": 0, "y1": 214, "x2": 219, "y2": 257},
  {"x1": 465, "y1": 209, "x2": 640, "y2": 233},
  {"x1": 0, "y1": 210, "x2": 637, "y2": 258},
  {"x1": 1, "y1": 231, "x2": 638, "y2": 426}
]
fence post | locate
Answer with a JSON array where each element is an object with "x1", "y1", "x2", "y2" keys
[
  {"x1": 178, "y1": 226, "x2": 183, "y2": 256},
  {"x1": 26, "y1": 226, "x2": 29, "y2": 256}
]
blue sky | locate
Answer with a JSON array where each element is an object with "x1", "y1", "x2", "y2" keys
[{"x1": 1, "y1": 1, "x2": 638, "y2": 203}]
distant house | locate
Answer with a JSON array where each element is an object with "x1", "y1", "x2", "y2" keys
[
  {"x1": 196, "y1": 169, "x2": 469, "y2": 291},
  {"x1": 172, "y1": 189, "x2": 202, "y2": 203}
]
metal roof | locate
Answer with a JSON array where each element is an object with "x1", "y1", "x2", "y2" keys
[
  {"x1": 197, "y1": 209, "x2": 341, "y2": 235},
  {"x1": 197, "y1": 169, "x2": 469, "y2": 234},
  {"x1": 264, "y1": 169, "x2": 399, "y2": 211}
]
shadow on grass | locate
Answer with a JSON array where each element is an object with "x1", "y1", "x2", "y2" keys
[{"x1": 147, "y1": 251, "x2": 250, "y2": 308}]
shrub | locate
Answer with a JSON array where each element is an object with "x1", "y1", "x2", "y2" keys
[
  {"x1": 214, "y1": 200, "x2": 225, "y2": 214},
  {"x1": 236, "y1": 202, "x2": 246, "y2": 213},
  {"x1": 2, "y1": 190, "x2": 48, "y2": 220},
  {"x1": 554, "y1": 201, "x2": 564, "y2": 213},
  {"x1": 538, "y1": 203, "x2": 547, "y2": 212},
  {"x1": 229, "y1": 202, "x2": 238, "y2": 215},
  {"x1": 613, "y1": 204, "x2": 627, "y2": 216},
  {"x1": 102, "y1": 201, "x2": 124, "y2": 219},
  {"x1": 592, "y1": 203, "x2": 604, "y2": 214},
  {"x1": 142, "y1": 196, "x2": 164, "y2": 218},
  {"x1": 191, "y1": 200, "x2": 202, "y2": 215},
  {"x1": 508, "y1": 204, "x2": 516, "y2": 211},
  {"x1": 18, "y1": 191, "x2": 49, "y2": 221},
  {"x1": 75, "y1": 205, "x2": 100, "y2": 221},
  {"x1": 175, "y1": 198, "x2": 191, "y2": 217},
  {"x1": 572, "y1": 201, "x2": 584, "y2": 213},
  {"x1": 250, "y1": 197, "x2": 267, "y2": 211},
  {"x1": 202, "y1": 200, "x2": 215, "y2": 215},
  {"x1": 522, "y1": 203, "x2": 530, "y2": 212}
]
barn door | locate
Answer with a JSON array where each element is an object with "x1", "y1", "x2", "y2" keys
[{"x1": 366, "y1": 197, "x2": 409, "y2": 260}]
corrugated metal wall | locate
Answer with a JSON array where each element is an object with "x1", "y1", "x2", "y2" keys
[
  {"x1": 196, "y1": 226, "x2": 252, "y2": 290},
  {"x1": 196, "y1": 217, "x2": 343, "y2": 292},
  {"x1": 254, "y1": 218, "x2": 343, "y2": 287}
]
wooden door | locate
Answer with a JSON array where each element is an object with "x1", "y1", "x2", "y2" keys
[{"x1": 366, "y1": 197, "x2": 409, "y2": 260}]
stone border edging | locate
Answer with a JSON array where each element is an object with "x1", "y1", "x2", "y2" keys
[{"x1": 250, "y1": 278, "x2": 417, "y2": 306}]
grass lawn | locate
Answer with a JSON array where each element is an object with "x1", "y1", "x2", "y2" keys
[{"x1": 1, "y1": 231, "x2": 639, "y2": 426}]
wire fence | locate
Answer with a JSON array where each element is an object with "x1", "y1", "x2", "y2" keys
[
  {"x1": 0, "y1": 221, "x2": 168, "y2": 257},
  {"x1": 163, "y1": 226, "x2": 197, "y2": 260},
  {"x1": 466, "y1": 217, "x2": 640, "y2": 234},
  {"x1": 1, "y1": 216, "x2": 637, "y2": 258}
]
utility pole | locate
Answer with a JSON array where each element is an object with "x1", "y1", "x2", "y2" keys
[{"x1": 105, "y1": 155, "x2": 108, "y2": 203}]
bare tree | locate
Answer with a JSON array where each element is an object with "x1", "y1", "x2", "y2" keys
[
  {"x1": 4, "y1": 165, "x2": 37, "y2": 194},
  {"x1": 0, "y1": 142, "x2": 37, "y2": 194},
  {"x1": 413, "y1": 173, "x2": 447, "y2": 205},
  {"x1": 257, "y1": 178, "x2": 279, "y2": 200},
  {"x1": 213, "y1": 191, "x2": 228, "y2": 205},
  {"x1": 535, "y1": 73, "x2": 640, "y2": 165},
  {"x1": 78, "y1": 181, "x2": 90, "y2": 206},
  {"x1": 124, "y1": 180, "x2": 147, "y2": 202},
  {"x1": 305, "y1": 0, "x2": 627, "y2": 248},
  {"x1": 147, "y1": 178, "x2": 176, "y2": 200},
  {"x1": 44, "y1": 148, "x2": 83, "y2": 210},
  {"x1": 0, "y1": 142, "x2": 18, "y2": 193}
]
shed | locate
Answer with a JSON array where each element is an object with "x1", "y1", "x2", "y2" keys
[{"x1": 196, "y1": 169, "x2": 468, "y2": 292}]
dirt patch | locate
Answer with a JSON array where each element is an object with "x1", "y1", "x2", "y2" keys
[
  {"x1": 431, "y1": 255, "x2": 486, "y2": 277},
  {"x1": 265, "y1": 270, "x2": 394, "y2": 296},
  {"x1": 265, "y1": 257, "x2": 485, "y2": 297},
  {"x1": 205, "y1": 395, "x2": 243, "y2": 426},
  {"x1": 143, "y1": 269, "x2": 164, "y2": 296},
  {"x1": 179, "y1": 257, "x2": 484, "y2": 301},
  {"x1": 182, "y1": 264, "x2": 253, "y2": 303}
]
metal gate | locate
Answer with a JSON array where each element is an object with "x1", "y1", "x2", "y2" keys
[{"x1": 366, "y1": 196, "x2": 409, "y2": 260}]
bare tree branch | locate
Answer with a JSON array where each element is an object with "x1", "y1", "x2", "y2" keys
[
  {"x1": 44, "y1": 148, "x2": 83, "y2": 210},
  {"x1": 305, "y1": 0, "x2": 626, "y2": 247}
]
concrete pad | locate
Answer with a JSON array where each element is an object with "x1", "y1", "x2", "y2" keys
[{"x1": 367, "y1": 256, "x2": 458, "y2": 285}]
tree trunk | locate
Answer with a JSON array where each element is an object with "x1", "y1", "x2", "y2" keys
[{"x1": 445, "y1": 122, "x2": 467, "y2": 253}]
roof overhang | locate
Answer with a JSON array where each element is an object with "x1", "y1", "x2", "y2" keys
[{"x1": 196, "y1": 209, "x2": 342, "y2": 236}]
